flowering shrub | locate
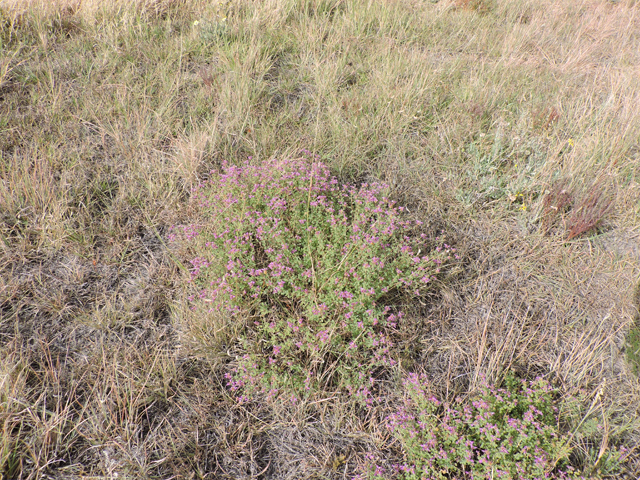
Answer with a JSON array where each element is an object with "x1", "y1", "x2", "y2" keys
[
  {"x1": 175, "y1": 156, "x2": 452, "y2": 402},
  {"x1": 369, "y1": 374, "x2": 585, "y2": 480}
]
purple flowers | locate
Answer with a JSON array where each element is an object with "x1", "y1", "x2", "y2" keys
[
  {"x1": 175, "y1": 155, "x2": 453, "y2": 402},
  {"x1": 369, "y1": 375, "x2": 584, "y2": 480}
]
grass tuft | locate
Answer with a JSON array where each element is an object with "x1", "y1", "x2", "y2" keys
[{"x1": 566, "y1": 178, "x2": 615, "y2": 241}]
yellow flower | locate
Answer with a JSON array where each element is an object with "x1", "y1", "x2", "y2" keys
[
  {"x1": 520, "y1": 204, "x2": 527, "y2": 211},
  {"x1": 568, "y1": 138, "x2": 574, "y2": 147}
]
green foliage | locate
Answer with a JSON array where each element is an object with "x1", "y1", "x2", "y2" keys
[
  {"x1": 177, "y1": 157, "x2": 453, "y2": 402},
  {"x1": 365, "y1": 374, "x2": 627, "y2": 480},
  {"x1": 626, "y1": 325, "x2": 640, "y2": 376}
]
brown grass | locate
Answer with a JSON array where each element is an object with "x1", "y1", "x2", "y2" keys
[
  {"x1": 1, "y1": 0, "x2": 640, "y2": 478},
  {"x1": 566, "y1": 178, "x2": 615, "y2": 240},
  {"x1": 541, "y1": 178, "x2": 573, "y2": 235}
]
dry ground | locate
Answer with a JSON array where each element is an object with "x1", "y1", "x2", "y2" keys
[{"x1": 1, "y1": 0, "x2": 640, "y2": 478}]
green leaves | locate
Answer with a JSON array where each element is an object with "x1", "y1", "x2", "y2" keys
[{"x1": 182, "y1": 157, "x2": 452, "y2": 402}]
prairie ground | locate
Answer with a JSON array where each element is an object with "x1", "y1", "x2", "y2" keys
[{"x1": 1, "y1": 0, "x2": 640, "y2": 478}]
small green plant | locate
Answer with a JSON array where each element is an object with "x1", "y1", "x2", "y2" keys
[
  {"x1": 626, "y1": 326, "x2": 640, "y2": 376},
  {"x1": 174, "y1": 155, "x2": 453, "y2": 403},
  {"x1": 459, "y1": 131, "x2": 509, "y2": 207},
  {"x1": 193, "y1": 18, "x2": 228, "y2": 44},
  {"x1": 362, "y1": 374, "x2": 626, "y2": 480},
  {"x1": 192, "y1": 1, "x2": 230, "y2": 45}
]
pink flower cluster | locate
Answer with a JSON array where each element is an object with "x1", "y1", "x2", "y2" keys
[
  {"x1": 370, "y1": 374, "x2": 588, "y2": 480},
  {"x1": 175, "y1": 155, "x2": 453, "y2": 402}
]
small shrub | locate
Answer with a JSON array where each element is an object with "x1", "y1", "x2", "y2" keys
[
  {"x1": 367, "y1": 374, "x2": 590, "y2": 480},
  {"x1": 175, "y1": 156, "x2": 453, "y2": 402}
]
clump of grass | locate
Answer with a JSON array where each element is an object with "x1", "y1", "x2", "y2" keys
[
  {"x1": 566, "y1": 179, "x2": 614, "y2": 241},
  {"x1": 0, "y1": 354, "x2": 26, "y2": 479},
  {"x1": 533, "y1": 106, "x2": 561, "y2": 132},
  {"x1": 541, "y1": 179, "x2": 573, "y2": 235},
  {"x1": 539, "y1": 177, "x2": 614, "y2": 241},
  {"x1": 455, "y1": 0, "x2": 495, "y2": 15},
  {"x1": 626, "y1": 285, "x2": 640, "y2": 376},
  {"x1": 362, "y1": 373, "x2": 627, "y2": 480},
  {"x1": 174, "y1": 155, "x2": 453, "y2": 403}
]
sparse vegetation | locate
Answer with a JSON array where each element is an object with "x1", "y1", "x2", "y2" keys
[{"x1": 1, "y1": 0, "x2": 640, "y2": 478}]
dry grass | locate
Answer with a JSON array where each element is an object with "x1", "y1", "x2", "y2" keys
[{"x1": 1, "y1": 0, "x2": 640, "y2": 478}]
